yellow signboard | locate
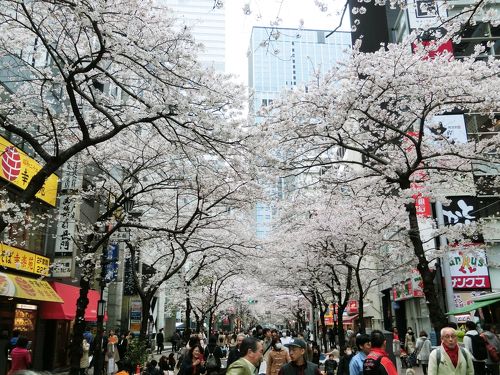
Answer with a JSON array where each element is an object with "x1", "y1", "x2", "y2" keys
[
  {"x1": 0, "y1": 243, "x2": 50, "y2": 276},
  {"x1": 0, "y1": 272, "x2": 62, "y2": 302},
  {"x1": 0, "y1": 136, "x2": 58, "y2": 206}
]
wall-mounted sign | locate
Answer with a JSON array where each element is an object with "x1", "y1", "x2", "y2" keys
[
  {"x1": 449, "y1": 249, "x2": 490, "y2": 289},
  {"x1": 0, "y1": 243, "x2": 50, "y2": 276},
  {"x1": 407, "y1": 0, "x2": 448, "y2": 30},
  {"x1": 0, "y1": 136, "x2": 58, "y2": 206},
  {"x1": 392, "y1": 269, "x2": 425, "y2": 301}
]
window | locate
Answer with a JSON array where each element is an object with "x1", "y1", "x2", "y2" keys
[{"x1": 453, "y1": 22, "x2": 500, "y2": 60}]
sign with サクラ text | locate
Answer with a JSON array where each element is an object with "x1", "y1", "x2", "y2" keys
[
  {"x1": 0, "y1": 136, "x2": 58, "y2": 206},
  {"x1": 449, "y1": 249, "x2": 490, "y2": 289}
]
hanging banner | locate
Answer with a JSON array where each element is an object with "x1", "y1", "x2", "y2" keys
[{"x1": 0, "y1": 136, "x2": 58, "y2": 206}]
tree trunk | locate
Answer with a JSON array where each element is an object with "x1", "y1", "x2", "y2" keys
[
  {"x1": 208, "y1": 311, "x2": 214, "y2": 336},
  {"x1": 184, "y1": 296, "x2": 192, "y2": 341},
  {"x1": 355, "y1": 271, "x2": 366, "y2": 334},
  {"x1": 140, "y1": 297, "x2": 152, "y2": 342},
  {"x1": 405, "y1": 200, "x2": 448, "y2": 334},
  {"x1": 69, "y1": 268, "x2": 92, "y2": 375},
  {"x1": 319, "y1": 310, "x2": 328, "y2": 353}
]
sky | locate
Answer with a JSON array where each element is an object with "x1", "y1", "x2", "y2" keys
[{"x1": 224, "y1": 0, "x2": 350, "y2": 84}]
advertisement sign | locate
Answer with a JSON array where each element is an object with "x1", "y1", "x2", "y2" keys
[
  {"x1": 407, "y1": 0, "x2": 448, "y2": 30},
  {"x1": 54, "y1": 195, "x2": 79, "y2": 255},
  {"x1": 346, "y1": 300, "x2": 359, "y2": 315},
  {"x1": 51, "y1": 257, "x2": 73, "y2": 278},
  {"x1": 0, "y1": 272, "x2": 62, "y2": 302},
  {"x1": 449, "y1": 249, "x2": 490, "y2": 289},
  {"x1": 0, "y1": 136, "x2": 58, "y2": 206},
  {"x1": 105, "y1": 244, "x2": 119, "y2": 282},
  {"x1": 443, "y1": 196, "x2": 483, "y2": 243},
  {"x1": 425, "y1": 114, "x2": 467, "y2": 145},
  {"x1": 392, "y1": 269, "x2": 425, "y2": 301},
  {"x1": 130, "y1": 300, "x2": 142, "y2": 333},
  {"x1": 0, "y1": 243, "x2": 50, "y2": 276}
]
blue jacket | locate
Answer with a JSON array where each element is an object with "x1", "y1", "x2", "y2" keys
[{"x1": 349, "y1": 352, "x2": 367, "y2": 375}]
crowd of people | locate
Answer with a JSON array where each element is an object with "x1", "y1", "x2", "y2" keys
[{"x1": 6, "y1": 320, "x2": 500, "y2": 375}]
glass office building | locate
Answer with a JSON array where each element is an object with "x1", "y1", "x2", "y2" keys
[{"x1": 248, "y1": 27, "x2": 351, "y2": 238}]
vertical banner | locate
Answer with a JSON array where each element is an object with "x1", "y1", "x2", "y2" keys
[{"x1": 105, "y1": 244, "x2": 119, "y2": 282}]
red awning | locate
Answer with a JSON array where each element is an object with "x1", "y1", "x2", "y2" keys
[
  {"x1": 39, "y1": 282, "x2": 106, "y2": 321},
  {"x1": 342, "y1": 314, "x2": 359, "y2": 324}
]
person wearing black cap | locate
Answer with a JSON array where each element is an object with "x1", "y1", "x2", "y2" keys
[{"x1": 278, "y1": 338, "x2": 321, "y2": 375}]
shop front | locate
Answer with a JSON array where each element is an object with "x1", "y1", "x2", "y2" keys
[
  {"x1": 0, "y1": 270, "x2": 62, "y2": 375},
  {"x1": 39, "y1": 282, "x2": 104, "y2": 370}
]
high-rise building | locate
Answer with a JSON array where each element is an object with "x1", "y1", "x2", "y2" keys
[
  {"x1": 248, "y1": 26, "x2": 351, "y2": 238},
  {"x1": 160, "y1": 0, "x2": 225, "y2": 72}
]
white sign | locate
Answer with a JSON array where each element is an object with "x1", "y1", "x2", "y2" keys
[
  {"x1": 110, "y1": 230, "x2": 131, "y2": 242},
  {"x1": 51, "y1": 257, "x2": 73, "y2": 278},
  {"x1": 425, "y1": 114, "x2": 467, "y2": 145},
  {"x1": 448, "y1": 249, "x2": 490, "y2": 289},
  {"x1": 60, "y1": 157, "x2": 83, "y2": 191},
  {"x1": 407, "y1": 0, "x2": 448, "y2": 30},
  {"x1": 54, "y1": 195, "x2": 80, "y2": 255}
]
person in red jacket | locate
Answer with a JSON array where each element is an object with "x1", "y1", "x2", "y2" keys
[
  {"x1": 8, "y1": 336, "x2": 31, "y2": 375},
  {"x1": 363, "y1": 330, "x2": 398, "y2": 375}
]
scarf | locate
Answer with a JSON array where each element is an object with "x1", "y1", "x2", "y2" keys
[{"x1": 443, "y1": 345, "x2": 459, "y2": 367}]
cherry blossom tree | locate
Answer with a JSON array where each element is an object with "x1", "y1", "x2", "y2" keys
[
  {"x1": 0, "y1": 0, "x2": 245, "y2": 233},
  {"x1": 260, "y1": 37, "x2": 500, "y2": 333}
]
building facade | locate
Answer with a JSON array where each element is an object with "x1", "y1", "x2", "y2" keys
[
  {"x1": 160, "y1": 0, "x2": 225, "y2": 72},
  {"x1": 248, "y1": 26, "x2": 351, "y2": 238}
]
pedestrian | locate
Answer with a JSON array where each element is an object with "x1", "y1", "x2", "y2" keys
[
  {"x1": 178, "y1": 344, "x2": 205, "y2": 375},
  {"x1": 267, "y1": 337, "x2": 290, "y2": 375},
  {"x1": 324, "y1": 353, "x2": 338, "y2": 375},
  {"x1": 105, "y1": 332, "x2": 120, "y2": 375},
  {"x1": 157, "y1": 329, "x2": 165, "y2": 355},
  {"x1": 227, "y1": 334, "x2": 245, "y2": 368},
  {"x1": 328, "y1": 328, "x2": 336, "y2": 351},
  {"x1": 117, "y1": 333, "x2": 128, "y2": 362},
  {"x1": 159, "y1": 355, "x2": 170, "y2": 374},
  {"x1": 176, "y1": 335, "x2": 201, "y2": 370},
  {"x1": 8, "y1": 336, "x2": 31, "y2": 375},
  {"x1": 116, "y1": 359, "x2": 133, "y2": 375},
  {"x1": 337, "y1": 347, "x2": 353, "y2": 375},
  {"x1": 7, "y1": 330, "x2": 20, "y2": 353},
  {"x1": 277, "y1": 338, "x2": 321, "y2": 375},
  {"x1": 427, "y1": 327, "x2": 473, "y2": 375},
  {"x1": 464, "y1": 320, "x2": 487, "y2": 375},
  {"x1": 405, "y1": 327, "x2": 416, "y2": 355},
  {"x1": 226, "y1": 337, "x2": 264, "y2": 375},
  {"x1": 481, "y1": 324, "x2": 500, "y2": 375},
  {"x1": 80, "y1": 338, "x2": 91, "y2": 375},
  {"x1": 363, "y1": 330, "x2": 398, "y2": 375},
  {"x1": 416, "y1": 331, "x2": 432, "y2": 375},
  {"x1": 348, "y1": 334, "x2": 371, "y2": 375},
  {"x1": 171, "y1": 331, "x2": 181, "y2": 353},
  {"x1": 311, "y1": 341, "x2": 320, "y2": 365},
  {"x1": 145, "y1": 360, "x2": 162, "y2": 375},
  {"x1": 204, "y1": 335, "x2": 224, "y2": 375}
]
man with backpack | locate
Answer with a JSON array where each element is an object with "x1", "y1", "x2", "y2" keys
[
  {"x1": 362, "y1": 330, "x2": 397, "y2": 375},
  {"x1": 428, "y1": 327, "x2": 473, "y2": 375},
  {"x1": 464, "y1": 320, "x2": 487, "y2": 375},
  {"x1": 481, "y1": 324, "x2": 500, "y2": 375}
]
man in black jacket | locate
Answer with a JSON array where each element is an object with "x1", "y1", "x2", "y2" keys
[
  {"x1": 279, "y1": 338, "x2": 321, "y2": 375},
  {"x1": 227, "y1": 334, "x2": 245, "y2": 368}
]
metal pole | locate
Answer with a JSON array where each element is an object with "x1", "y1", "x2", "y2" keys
[
  {"x1": 435, "y1": 202, "x2": 456, "y2": 322},
  {"x1": 94, "y1": 249, "x2": 108, "y2": 375}
]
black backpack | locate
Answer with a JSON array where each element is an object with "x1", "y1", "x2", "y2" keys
[
  {"x1": 363, "y1": 353, "x2": 385, "y2": 375},
  {"x1": 206, "y1": 348, "x2": 218, "y2": 371},
  {"x1": 466, "y1": 334, "x2": 488, "y2": 360}
]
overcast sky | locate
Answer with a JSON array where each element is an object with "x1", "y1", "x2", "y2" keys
[{"x1": 224, "y1": 0, "x2": 350, "y2": 84}]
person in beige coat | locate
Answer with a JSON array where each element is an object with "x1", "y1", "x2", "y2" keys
[
  {"x1": 267, "y1": 337, "x2": 290, "y2": 375},
  {"x1": 428, "y1": 327, "x2": 474, "y2": 375},
  {"x1": 105, "y1": 339, "x2": 121, "y2": 375}
]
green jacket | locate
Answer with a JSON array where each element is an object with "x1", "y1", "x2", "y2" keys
[{"x1": 226, "y1": 357, "x2": 257, "y2": 375}]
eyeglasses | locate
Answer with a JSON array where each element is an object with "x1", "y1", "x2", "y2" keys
[{"x1": 442, "y1": 334, "x2": 457, "y2": 339}]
